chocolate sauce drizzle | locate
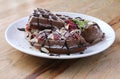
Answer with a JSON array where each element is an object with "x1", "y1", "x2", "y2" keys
[
  {"x1": 80, "y1": 52, "x2": 84, "y2": 54},
  {"x1": 41, "y1": 40, "x2": 46, "y2": 47},
  {"x1": 40, "y1": 40, "x2": 46, "y2": 53},
  {"x1": 17, "y1": 28, "x2": 25, "y2": 31},
  {"x1": 62, "y1": 41, "x2": 70, "y2": 54},
  {"x1": 44, "y1": 31, "x2": 51, "y2": 48},
  {"x1": 33, "y1": 10, "x2": 39, "y2": 17},
  {"x1": 64, "y1": 41, "x2": 69, "y2": 50}
]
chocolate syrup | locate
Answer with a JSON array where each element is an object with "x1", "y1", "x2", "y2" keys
[
  {"x1": 41, "y1": 40, "x2": 46, "y2": 47},
  {"x1": 17, "y1": 28, "x2": 25, "y2": 31},
  {"x1": 44, "y1": 31, "x2": 51, "y2": 48}
]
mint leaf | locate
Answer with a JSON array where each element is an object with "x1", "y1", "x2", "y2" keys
[{"x1": 72, "y1": 19, "x2": 87, "y2": 30}]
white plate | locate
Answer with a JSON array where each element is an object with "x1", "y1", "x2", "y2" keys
[{"x1": 5, "y1": 12, "x2": 115, "y2": 59}]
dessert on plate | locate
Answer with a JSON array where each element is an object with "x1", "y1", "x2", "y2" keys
[{"x1": 21, "y1": 8, "x2": 104, "y2": 54}]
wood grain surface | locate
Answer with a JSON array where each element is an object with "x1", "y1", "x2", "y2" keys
[{"x1": 0, "y1": 0, "x2": 120, "y2": 79}]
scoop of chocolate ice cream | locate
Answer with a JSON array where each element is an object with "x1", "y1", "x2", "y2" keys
[{"x1": 81, "y1": 23, "x2": 104, "y2": 44}]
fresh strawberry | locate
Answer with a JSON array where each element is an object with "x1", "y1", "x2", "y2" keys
[
  {"x1": 69, "y1": 25, "x2": 76, "y2": 31},
  {"x1": 66, "y1": 20, "x2": 77, "y2": 31},
  {"x1": 67, "y1": 20, "x2": 76, "y2": 27},
  {"x1": 25, "y1": 24, "x2": 31, "y2": 31}
]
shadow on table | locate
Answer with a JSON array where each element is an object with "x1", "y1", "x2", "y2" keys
[{"x1": 19, "y1": 51, "x2": 107, "y2": 79}]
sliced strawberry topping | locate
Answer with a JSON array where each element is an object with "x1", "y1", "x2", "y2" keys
[
  {"x1": 25, "y1": 24, "x2": 31, "y2": 31},
  {"x1": 53, "y1": 32, "x2": 61, "y2": 40},
  {"x1": 38, "y1": 33, "x2": 45, "y2": 42},
  {"x1": 66, "y1": 20, "x2": 77, "y2": 31},
  {"x1": 67, "y1": 20, "x2": 76, "y2": 26},
  {"x1": 31, "y1": 34, "x2": 36, "y2": 39},
  {"x1": 69, "y1": 25, "x2": 76, "y2": 31},
  {"x1": 72, "y1": 32, "x2": 81, "y2": 39}
]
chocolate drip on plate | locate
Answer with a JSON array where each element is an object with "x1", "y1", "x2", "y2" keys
[{"x1": 17, "y1": 28, "x2": 25, "y2": 31}]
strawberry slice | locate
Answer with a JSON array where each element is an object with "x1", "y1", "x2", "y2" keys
[
  {"x1": 31, "y1": 34, "x2": 36, "y2": 39},
  {"x1": 53, "y1": 32, "x2": 61, "y2": 40},
  {"x1": 67, "y1": 20, "x2": 76, "y2": 27},
  {"x1": 38, "y1": 33, "x2": 45, "y2": 42},
  {"x1": 25, "y1": 24, "x2": 31, "y2": 31},
  {"x1": 66, "y1": 20, "x2": 77, "y2": 31},
  {"x1": 72, "y1": 32, "x2": 80, "y2": 39}
]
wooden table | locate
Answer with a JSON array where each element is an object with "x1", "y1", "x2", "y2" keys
[{"x1": 0, "y1": 0, "x2": 120, "y2": 79}]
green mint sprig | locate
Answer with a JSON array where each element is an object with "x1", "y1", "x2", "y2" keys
[{"x1": 72, "y1": 19, "x2": 87, "y2": 30}]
